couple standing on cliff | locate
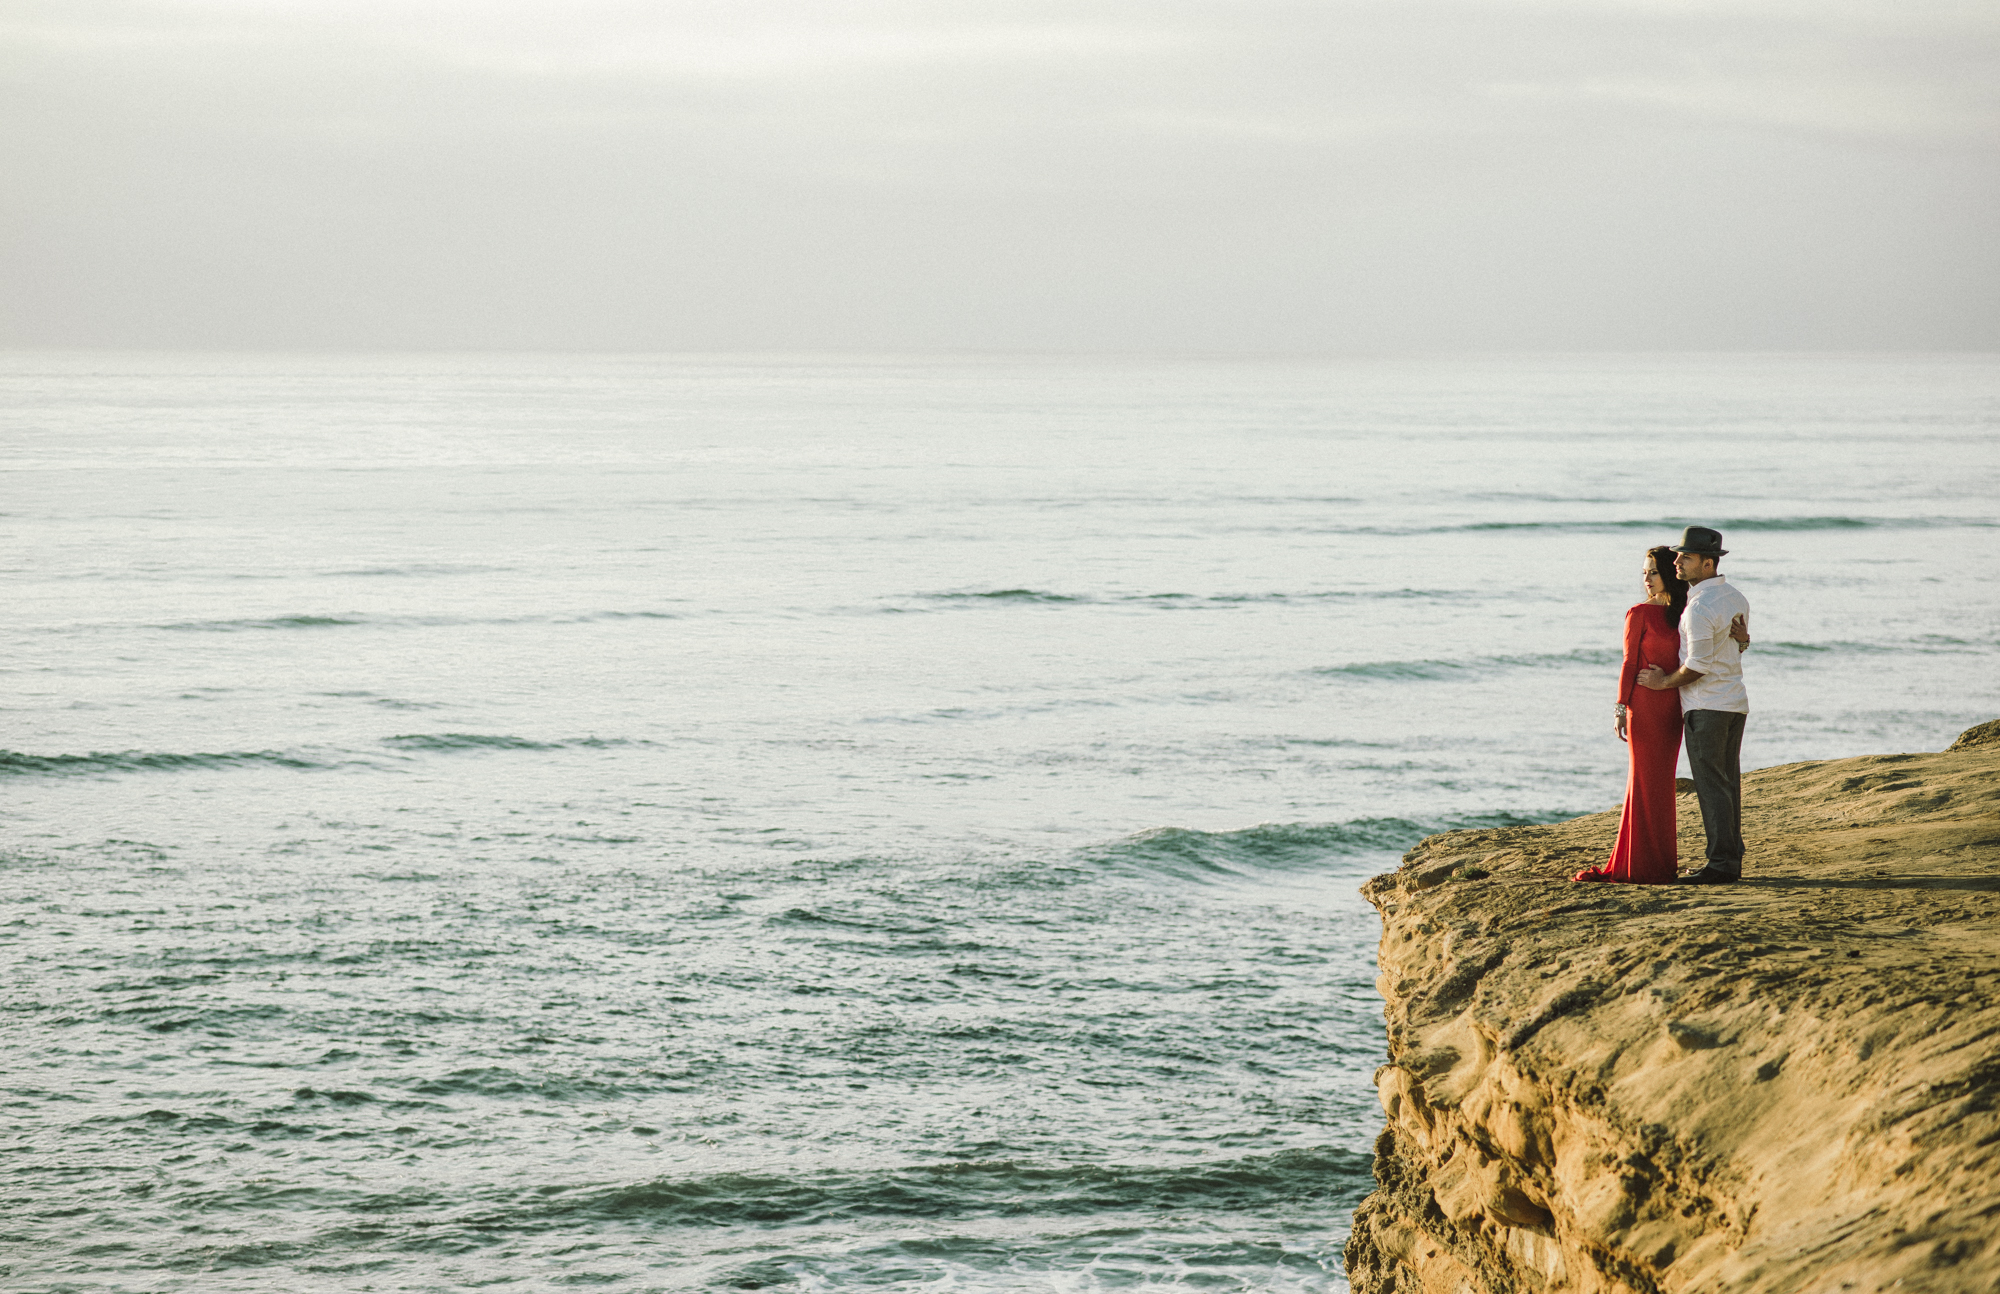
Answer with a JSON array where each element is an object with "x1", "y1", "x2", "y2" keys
[{"x1": 1576, "y1": 525, "x2": 1751, "y2": 886}]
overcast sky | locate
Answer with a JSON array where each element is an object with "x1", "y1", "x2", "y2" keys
[{"x1": 4, "y1": 0, "x2": 1997, "y2": 352}]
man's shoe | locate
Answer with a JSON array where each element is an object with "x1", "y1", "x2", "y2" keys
[{"x1": 1677, "y1": 869, "x2": 1738, "y2": 885}]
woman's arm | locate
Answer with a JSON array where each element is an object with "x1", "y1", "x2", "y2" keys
[
  {"x1": 1615, "y1": 607, "x2": 1643, "y2": 740},
  {"x1": 1617, "y1": 607, "x2": 1644, "y2": 706}
]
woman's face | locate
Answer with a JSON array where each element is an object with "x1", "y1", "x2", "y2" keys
[{"x1": 1642, "y1": 557, "x2": 1664, "y2": 603}]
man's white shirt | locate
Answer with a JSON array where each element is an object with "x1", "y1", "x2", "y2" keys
[{"x1": 1679, "y1": 575, "x2": 1750, "y2": 714}]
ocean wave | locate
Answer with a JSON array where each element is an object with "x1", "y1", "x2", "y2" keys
[
  {"x1": 908, "y1": 588, "x2": 1469, "y2": 609},
  {"x1": 1313, "y1": 658, "x2": 1466, "y2": 681},
  {"x1": 0, "y1": 733, "x2": 646, "y2": 778},
  {"x1": 106, "y1": 1110, "x2": 326, "y2": 1141},
  {"x1": 1312, "y1": 647, "x2": 1618, "y2": 681},
  {"x1": 715, "y1": 1233, "x2": 1341, "y2": 1294},
  {"x1": 493, "y1": 1145, "x2": 1374, "y2": 1232},
  {"x1": 1082, "y1": 811, "x2": 1575, "y2": 881},
  {"x1": 575, "y1": 610, "x2": 683, "y2": 621},
  {"x1": 1205, "y1": 588, "x2": 1469, "y2": 602},
  {"x1": 157, "y1": 614, "x2": 370, "y2": 631},
  {"x1": 921, "y1": 589, "x2": 1088, "y2": 604},
  {"x1": 1755, "y1": 637, "x2": 1993, "y2": 658},
  {"x1": 152, "y1": 1147, "x2": 1373, "y2": 1274},
  {"x1": 768, "y1": 907, "x2": 945, "y2": 936},
  {"x1": 148, "y1": 610, "x2": 681, "y2": 632},
  {"x1": 402, "y1": 1066, "x2": 700, "y2": 1101},
  {"x1": 1311, "y1": 639, "x2": 1993, "y2": 676},
  {"x1": 319, "y1": 564, "x2": 511, "y2": 577},
  {"x1": 1306, "y1": 631, "x2": 1993, "y2": 682},
  {"x1": 0, "y1": 748, "x2": 339, "y2": 776},
  {"x1": 379, "y1": 733, "x2": 646, "y2": 752},
  {"x1": 1755, "y1": 640, "x2": 1898, "y2": 657},
  {"x1": 1389, "y1": 515, "x2": 1993, "y2": 536}
]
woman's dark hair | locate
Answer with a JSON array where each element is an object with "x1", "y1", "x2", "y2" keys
[{"x1": 1647, "y1": 545, "x2": 1689, "y2": 628}]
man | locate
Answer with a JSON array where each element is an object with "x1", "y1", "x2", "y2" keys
[{"x1": 1636, "y1": 525, "x2": 1750, "y2": 884}]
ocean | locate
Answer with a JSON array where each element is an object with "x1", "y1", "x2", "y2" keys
[{"x1": 5, "y1": 351, "x2": 1998, "y2": 1292}]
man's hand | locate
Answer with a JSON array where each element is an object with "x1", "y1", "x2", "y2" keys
[
  {"x1": 1636, "y1": 666, "x2": 1667, "y2": 690},
  {"x1": 1638, "y1": 664, "x2": 1704, "y2": 690}
]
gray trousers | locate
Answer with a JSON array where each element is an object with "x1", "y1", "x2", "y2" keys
[{"x1": 1683, "y1": 709, "x2": 1746, "y2": 876}]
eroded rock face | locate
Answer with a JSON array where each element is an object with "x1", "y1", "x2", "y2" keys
[{"x1": 1345, "y1": 724, "x2": 2000, "y2": 1294}]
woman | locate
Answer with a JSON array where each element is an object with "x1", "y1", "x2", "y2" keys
[{"x1": 1573, "y1": 547, "x2": 1691, "y2": 883}]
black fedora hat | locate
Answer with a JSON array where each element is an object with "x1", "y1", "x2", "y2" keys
[{"x1": 1671, "y1": 525, "x2": 1728, "y2": 557}]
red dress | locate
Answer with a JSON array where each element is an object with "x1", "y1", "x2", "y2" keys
[{"x1": 1575, "y1": 604, "x2": 1681, "y2": 883}]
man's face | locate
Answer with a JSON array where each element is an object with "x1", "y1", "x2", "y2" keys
[{"x1": 1675, "y1": 551, "x2": 1715, "y2": 582}]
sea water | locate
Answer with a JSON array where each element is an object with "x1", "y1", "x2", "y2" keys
[{"x1": 4, "y1": 352, "x2": 1997, "y2": 1292}]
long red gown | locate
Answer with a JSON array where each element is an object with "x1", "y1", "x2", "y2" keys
[{"x1": 1575, "y1": 603, "x2": 1681, "y2": 883}]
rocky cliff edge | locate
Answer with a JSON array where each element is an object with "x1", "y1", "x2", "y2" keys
[{"x1": 1344, "y1": 720, "x2": 2000, "y2": 1294}]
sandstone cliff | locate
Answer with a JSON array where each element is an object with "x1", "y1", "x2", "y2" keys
[{"x1": 1344, "y1": 720, "x2": 2000, "y2": 1294}]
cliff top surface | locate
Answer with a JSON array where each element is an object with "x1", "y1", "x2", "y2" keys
[{"x1": 1348, "y1": 721, "x2": 2000, "y2": 1294}]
